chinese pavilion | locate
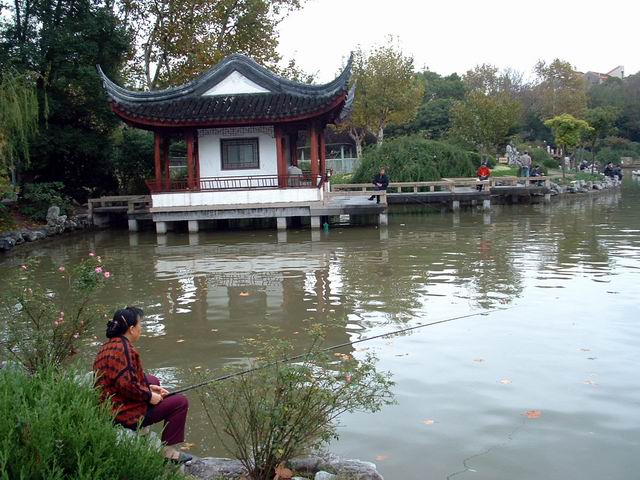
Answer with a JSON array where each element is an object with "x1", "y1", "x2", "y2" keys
[{"x1": 98, "y1": 54, "x2": 354, "y2": 234}]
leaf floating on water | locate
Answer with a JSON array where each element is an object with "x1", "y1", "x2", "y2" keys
[
  {"x1": 239, "y1": 291, "x2": 250, "y2": 297},
  {"x1": 180, "y1": 442, "x2": 195, "y2": 451},
  {"x1": 422, "y1": 419, "x2": 435, "y2": 425},
  {"x1": 211, "y1": 329, "x2": 219, "y2": 332},
  {"x1": 587, "y1": 357, "x2": 598, "y2": 360},
  {"x1": 374, "y1": 454, "x2": 389, "y2": 461},
  {"x1": 176, "y1": 339, "x2": 185, "y2": 343},
  {"x1": 499, "y1": 379, "x2": 512, "y2": 385},
  {"x1": 579, "y1": 348, "x2": 591, "y2": 352},
  {"x1": 473, "y1": 358, "x2": 485, "y2": 363},
  {"x1": 583, "y1": 380, "x2": 598, "y2": 386},
  {"x1": 525, "y1": 410, "x2": 542, "y2": 419},
  {"x1": 194, "y1": 366, "x2": 202, "y2": 370}
]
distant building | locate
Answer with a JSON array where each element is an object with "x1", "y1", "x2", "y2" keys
[{"x1": 583, "y1": 66, "x2": 624, "y2": 87}]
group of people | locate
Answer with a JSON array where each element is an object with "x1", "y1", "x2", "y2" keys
[{"x1": 603, "y1": 162, "x2": 624, "y2": 180}]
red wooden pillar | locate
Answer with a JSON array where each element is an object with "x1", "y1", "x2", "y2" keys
[
  {"x1": 194, "y1": 134, "x2": 200, "y2": 186},
  {"x1": 289, "y1": 132, "x2": 298, "y2": 167},
  {"x1": 186, "y1": 131, "x2": 194, "y2": 189},
  {"x1": 154, "y1": 132, "x2": 162, "y2": 187},
  {"x1": 275, "y1": 127, "x2": 287, "y2": 188},
  {"x1": 309, "y1": 123, "x2": 319, "y2": 186},
  {"x1": 163, "y1": 137, "x2": 170, "y2": 189},
  {"x1": 319, "y1": 127, "x2": 326, "y2": 181}
]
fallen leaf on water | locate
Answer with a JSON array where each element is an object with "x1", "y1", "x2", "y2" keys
[
  {"x1": 499, "y1": 379, "x2": 512, "y2": 385},
  {"x1": 525, "y1": 410, "x2": 542, "y2": 419},
  {"x1": 211, "y1": 329, "x2": 219, "y2": 332},
  {"x1": 180, "y1": 443, "x2": 195, "y2": 451},
  {"x1": 422, "y1": 419, "x2": 435, "y2": 425},
  {"x1": 579, "y1": 348, "x2": 591, "y2": 352},
  {"x1": 293, "y1": 331, "x2": 299, "y2": 335},
  {"x1": 583, "y1": 380, "x2": 598, "y2": 386},
  {"x1": 239, "y1": 291, "x2": 250, "y2": 297},
  {"x1": 374, "y1": 454, "x2": 389, "y2": 461},
  {"x1": 194, "y1": 366, "x2": 202, "y2": 370},
  {"x1": 587, "y1": 357, "x2": 598, "y2": 360},
  {"x1": 473, "y1": 358, "x2": 485, "y2": 363},
  {"x1": 176, "y1": 339, "x2": 185, "y2": 343}
]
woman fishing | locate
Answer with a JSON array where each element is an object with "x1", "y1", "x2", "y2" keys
[{"x1": 93, "y1": 306, "x2": 192, "y2": 464}]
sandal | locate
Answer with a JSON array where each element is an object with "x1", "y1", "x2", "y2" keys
[{"x1": 168, "y1": 452, "x2": 193, "y2": 464}]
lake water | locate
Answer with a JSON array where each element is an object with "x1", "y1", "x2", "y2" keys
[{"x1": 2, "y1": 180, "x2": 639, "y2": 479}]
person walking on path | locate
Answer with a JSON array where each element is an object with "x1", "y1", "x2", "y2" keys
[
  {"x1": 93, "y1": 306, "x2": 192, "y2": 464},
  {"x1": 520, "y1": 151, "x2": 532, "y2": 177},
  {"x1": 368, "y1": 167, "x2": 389, "y2": 204}
]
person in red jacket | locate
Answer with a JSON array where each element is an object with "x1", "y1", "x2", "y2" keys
[
  {"x1": 93, "y1": 306, "x2": 191, "y2": 464},
  {"x1": 476, "y1": 162, "x2": 491, "y2": 191}
]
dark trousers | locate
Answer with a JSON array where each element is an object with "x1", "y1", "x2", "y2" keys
[
  {"x1": 368, "y1": 186, "x2": 386, "y2": 203},
  {"x1": 142, "y1": 374, "x2": 189, "y2": 446}
]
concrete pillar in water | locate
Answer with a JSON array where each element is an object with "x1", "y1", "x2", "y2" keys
[
  {"x1": 188, "y1": 220, "x2": 199, "y2": 233},
  {"x1": 544, "y1": 193, "x2": 551, "y2": 203},
  {"x1": 189, "y1": 233, "x2": 200, "y2": 246},
  {"x1": 483, "y1": 199, "x2": 491, "y2": 210},
  {"x1": 379, "y1": 213, "x2": 389, "y2": 226},
  {"x1": 379, "y1": 227, "x2": 389, "y2": 240},
  {"x1": 128, "y1": 219, "x2": 139, "y2": 232},
  {"x1": 310, "y1": 216, "x2": 321, "y2": 229},
  {"x1": 277, "y1": 231, "x2": 287, "y2": 243},
  {"x1": 277, "y1": 217, "x2": 287, "y2": 231},
  {"x1": 484, "y1": 213, "x2": 491, "y2": 225},
  {"x1": 471, "y1": 199, "x2": 477, "y2": 206},
  {"x1": 128, "y1": 233, "x2": 139, "y2": 247},
  {"x1": 452, "y1": 200, "x2": 460, "y2": 211},
  {"x1": 311, "y1": 230, "x2": 321, "y2": 242},
  {"x1": 156, "y1": 221, "x2": 168, "y2": 235},
  {"x1": 453, "y1": 212, "x2": 460, "y2": 225}
]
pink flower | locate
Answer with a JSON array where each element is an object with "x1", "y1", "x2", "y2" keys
[
  {"x1": 58, "y1": 266, "x2": 65, "y2": 272},
  {"x1": 60, "y1": 311, "x2": 64, "y2": 317},
  {"x1": 73, "y1": 333, "x2": 80, "y2": 339},
  {"x1": 95, "y1": 266, "x2": 103, "y2": 274},
  {"x1": 89, "y1": 252, "x2": 96, "y2": 257},
  {"x1": 54, "y1": 320, "x2": 60, "y2": 327},
  {"x1": 103, "y1": 271, "x2": 111, "y2": 279},
  {"x1": 97, "y1": 256, "x2": 102, "y2": 263},
  {"x1": 20, "y1": 265, "x2": 28, "y2": 271}
]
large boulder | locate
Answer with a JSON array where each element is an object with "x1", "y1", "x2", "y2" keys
[
  {"x1": 0, "y1": 236, "x2": 16, "y2": 251},
  {"x1": 184, "y1": 457, "x2": 247, "y2": 480},
  {"x1": 22, "y1": 229, "x2": 47, "y2": 242}
]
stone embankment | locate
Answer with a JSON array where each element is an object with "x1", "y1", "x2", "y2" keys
[
  {"x1": 184, "y1": 454, "x2": 384, "y2": 480},
  {"x1": 0, "y1": 206, "x2": 92, "y2": 252},
  {"x1": 548, "y1": 176, "x2": 621, "y2": 196}
]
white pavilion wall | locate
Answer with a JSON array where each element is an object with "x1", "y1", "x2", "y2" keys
[{"x1": 198, "y1": 126, "x2": 277, "y2": 178}]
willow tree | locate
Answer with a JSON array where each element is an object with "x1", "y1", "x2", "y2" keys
[{"x1": 0, "y1": 70, "x2": 39, "y2": 187}]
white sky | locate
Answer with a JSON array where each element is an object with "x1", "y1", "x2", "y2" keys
[{"x1": 278, "y1": 0, "x2": 640, "y2": 82}]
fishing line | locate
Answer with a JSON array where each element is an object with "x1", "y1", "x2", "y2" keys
[{"x1": 167, "y1": 306, "x2": 512, "y2": 397}]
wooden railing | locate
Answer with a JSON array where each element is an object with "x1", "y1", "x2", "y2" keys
[
  {"x1": 331, "y1": 176, "x2": 552, "y2": 195},
  {"x1": 88, "y1": 195, "x2": 151, "y2": 215},
  {"x1": 326, "y1": 188, "x2": 388, "y2": 205}
]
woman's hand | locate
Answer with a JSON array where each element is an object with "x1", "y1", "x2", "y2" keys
[
  {"x1": 150, "y1": 385, "x2": 170, "y2": 397},
  {"x1": 150, "y1": 392, "x2": 163, "y2": 405}
]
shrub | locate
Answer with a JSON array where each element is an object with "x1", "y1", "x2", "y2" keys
[
  {"x1": 596, "y1": 147, "x2": 621, "y2": 166},
  {"x1": 352, "y1": 136, "x2": 479, "y2": 183},
  {"x1": 19, "y1": 181, "x2": 72, "y2": 221},
  {"x1": 529, "y1": 148, "x2": 555, "y2": 168},
  {"x1": 1, "y1": 254, "x2": 110, "y2": 372},
  {"x1": 0, "y1": 367, "x2": 183, "y2": 480},
  {"x1": 199, "y1": 324, "x2": 394, "y2": 480}
]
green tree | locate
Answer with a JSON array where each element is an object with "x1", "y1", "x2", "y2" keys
[
  {"x1": 544, "y1": 113, "x2": 594, "y2": 177},
  {"x1": 118, "y1": 0, "x2": 304, "y2": 90},
  {"x1": 341, "y1": 40, "x2": 424, "y2": 156},
  {"x1": 1, "y1": 0, "x2": 132, "y2": 199},
  {"x1": 449, "y1": 90, "x2": 521, "y2": 161},
  {"x1": 0, "y1": 70, "x2": 39, "y2": 187},
  {"x1": 584, "y1": 106, "x2": 620, "y2": 171},
  {"x1": 533, "y1": 59, "x2": 587, "y2": 119}
]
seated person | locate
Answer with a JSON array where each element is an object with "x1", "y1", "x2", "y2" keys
[
  {"x1": 531, "y1": 165, "x2": 543, "y2": 177},
  {"x1": 603, "y1": 162, "x2": 614, "y2": 177},
  {"x1": 476, "y1": 162, "x2": 491, "y2": 191},
  {"x1": 368, "y1": 167, "x2": 389, "y2": 204}
]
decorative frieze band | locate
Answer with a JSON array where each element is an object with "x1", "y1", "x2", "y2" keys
[{"x1": 198, "y1": 126, "x2": 274, "y2": 138}]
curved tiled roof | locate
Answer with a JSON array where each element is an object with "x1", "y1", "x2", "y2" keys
[{"x1": 98, "y1": 54, "x2": 353, "y2": 126}]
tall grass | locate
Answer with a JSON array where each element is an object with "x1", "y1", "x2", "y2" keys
[{"x1": 0, "y1": 367, "x2": 183, "y2": 480}]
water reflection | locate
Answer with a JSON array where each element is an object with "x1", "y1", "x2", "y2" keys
[{"x1": 1, "y1": 183, "x2": 639, "y2": 477}]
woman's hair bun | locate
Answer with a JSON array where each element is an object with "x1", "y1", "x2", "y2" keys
[{"x1": 105, "y1": 307, "x2": 143, "y2": 339}]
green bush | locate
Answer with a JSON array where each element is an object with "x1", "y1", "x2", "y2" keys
[
  {"x1": 19, "y1": 182, "x2": 72, "y2": 221},
  {"x1": 352, "y1": 136, "x2": 479, "y2": 183},
  {"x1": 529, "y1": 148, "x2": 556, "y2": 169},
  {"x1": 596, "y1": 147, "x2": 621, "y2": 165},
  {"x1": 0, "y1": 368, "x2": 183, "y2": 480}
]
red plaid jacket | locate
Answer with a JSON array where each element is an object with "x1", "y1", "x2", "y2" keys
[{"x1": 93, "y1": 336, "x2": 152, "y2": 428}]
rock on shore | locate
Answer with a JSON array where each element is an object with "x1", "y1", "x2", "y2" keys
[
  {"x1": 0, "y1": 206, "x2": 92, "y2": 253},
  {"x1": 184, "y1": 454, "x2": 384, "y2": 480}
]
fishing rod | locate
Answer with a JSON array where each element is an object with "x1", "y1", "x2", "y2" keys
[{"x1": 167, "y1": 306, "x2": 511, "y2": 397}]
